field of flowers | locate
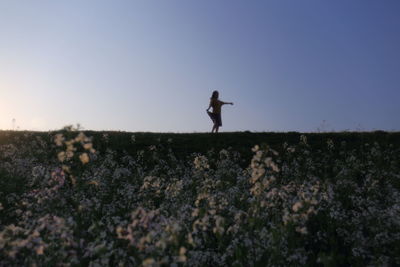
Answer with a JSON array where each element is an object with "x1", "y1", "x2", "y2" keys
[{"x1": 0, "y1": 130, "x2": 399, "y2": 266}]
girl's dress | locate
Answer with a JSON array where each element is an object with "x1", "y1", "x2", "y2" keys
[{"x1": 207, "y1": 99, "x2": 222, "y2": 126}]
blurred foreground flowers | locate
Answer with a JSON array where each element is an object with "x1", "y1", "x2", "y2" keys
[{"x1": 0, "y1": 132, "x2": 399, "y2": 266}]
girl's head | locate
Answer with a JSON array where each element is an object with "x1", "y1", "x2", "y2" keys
[{"x1": 211, "y1": 90, "x2": 219, "y2": 99}]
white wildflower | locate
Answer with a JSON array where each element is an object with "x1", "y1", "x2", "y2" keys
[
  {"x1": 142, "y1": 258, "x2": 156, "y2": 267},
  {"x1": 79, "y1": 153, "x2": 90, "y2": 164},
  {"x1": 296, "y1": 226, "x2": 308, "y2": 235},
  {"x1": 300, "y1": 135, "x2": 307, "y2": 144},
  {"x1": 57, "y1": 151, "x2": 66, "y2": 162},
  {"x1": 292, "y1": 201, "x2": 303, "y2": 212},
  {"x1": 54, "y1": 134, "x2": 64, "y2": 146},
  {"x1": 327, "y1": 139, "x2": 334, "y2": 149},
  {"x1": 193, "y1": 155, "x2": 209, "y2": 170},
  {"x1": 178, "y1": 247, "x2": 187, "y2": 262}
]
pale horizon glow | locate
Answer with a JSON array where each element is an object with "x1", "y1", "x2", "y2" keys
[{"x1": 1, "y1": 1, "x2": 399, "y2": 132}]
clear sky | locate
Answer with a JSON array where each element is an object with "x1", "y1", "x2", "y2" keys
[{"x1": 1, "y1": 0, "x2": 399, "y2": 132}]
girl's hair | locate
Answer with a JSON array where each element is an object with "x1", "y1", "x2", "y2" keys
[{"x1": 211, "y1": 90, "x2": 219, "y2": 99}]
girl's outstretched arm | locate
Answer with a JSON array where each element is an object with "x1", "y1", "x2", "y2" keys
[{"x1": 222, "y1": 101, "x2": 234, "y2": 105}]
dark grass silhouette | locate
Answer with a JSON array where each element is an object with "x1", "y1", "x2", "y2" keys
[{"x1": 1, "y1": 130, "x2": 399, "y2": 166}]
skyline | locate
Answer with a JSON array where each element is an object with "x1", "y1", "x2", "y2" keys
[{"x1": 1, "y1": 1, "x2": 399, "y2": 132}]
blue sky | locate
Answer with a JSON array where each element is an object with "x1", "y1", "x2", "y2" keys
[{"x1": 1, "y1": 0, "x2": 399, "y2": 132}]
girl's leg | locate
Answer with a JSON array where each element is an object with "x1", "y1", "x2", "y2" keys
[{"x1": 215, "y1": 114, "x2": 221, "y2": 133}]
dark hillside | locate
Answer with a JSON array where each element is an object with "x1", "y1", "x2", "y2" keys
[{"x1": 1, "y1": 130, "x2": 399, "y2": 164}]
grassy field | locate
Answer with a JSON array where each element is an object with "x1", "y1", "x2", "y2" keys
[
  {"x1": 1, "y1": 130, "x2": 399, "y2": 164},
  {"x1": 0, "y1": 130, "x2": 399, "y2": 266}
]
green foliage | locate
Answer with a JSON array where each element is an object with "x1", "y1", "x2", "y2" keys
[{"x1": 0, "y1": 130, "x2": 399, "y2": 266}]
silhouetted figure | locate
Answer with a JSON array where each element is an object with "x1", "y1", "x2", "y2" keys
[{"x1": 206, "y1": 90, "x2": 233, "y2": 133}]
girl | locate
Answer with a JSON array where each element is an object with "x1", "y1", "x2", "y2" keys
[{"x1": 206, "y1": 90, "x2": 233, "y2": 133}]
